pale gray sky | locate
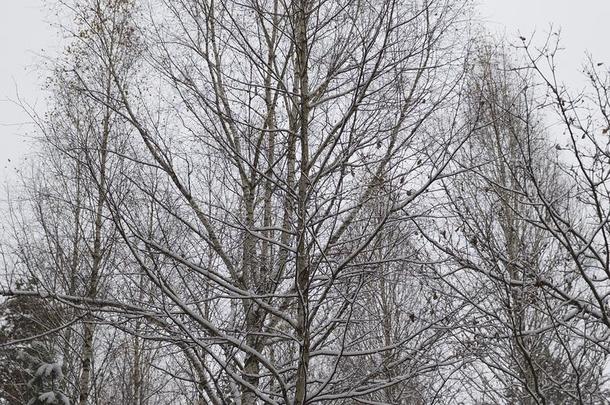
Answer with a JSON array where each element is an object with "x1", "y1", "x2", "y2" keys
[
  {"x1": 0, "y1": 0, "x2": 609, "y2": 197},
  {"x1": 480, "y1": 0, "x2": 610, "y2": 81},
  {"x1": 0, "y1": 0, "x2": 56, "y2": 196}
]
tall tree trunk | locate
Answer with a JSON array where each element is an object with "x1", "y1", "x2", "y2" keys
[
  {"x1": 78, "y1": 75, "x2": 111, "y2": 405},
  {"x1": 294, "y1": 0, "x2": 310, "y2": 402}
]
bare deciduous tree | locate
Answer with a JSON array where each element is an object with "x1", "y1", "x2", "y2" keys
[{"x1": 77, "y1": 0, "x2": 475, "y2": 403}]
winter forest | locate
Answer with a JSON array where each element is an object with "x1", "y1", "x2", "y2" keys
[{"x1": 2, "y1": 0, "x2": 610, "y2": 403}]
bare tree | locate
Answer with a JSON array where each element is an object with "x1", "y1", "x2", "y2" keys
[
  {"x1": 0, "y1": 1, "x2": 161, "y2": 403},
  {"x1": 20, "y1": 2, "x2": 610, "y2": 405},
  {"x1": 427, "y1": 41, "x2": 609, "y2": 404},
  {"x1": 59, "y1": 0, "x2": 476, "y2": 403}
]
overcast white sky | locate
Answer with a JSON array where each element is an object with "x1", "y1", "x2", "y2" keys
[
  {"x1": 0, "y1": 0, "x2": 56, "y2": 199},
  {"x1": 480, "y1": 0, "x2": 610, "y2": 75},
  {"x1": 0, "y1": 0, "x2": 609, "y2": 198}
]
